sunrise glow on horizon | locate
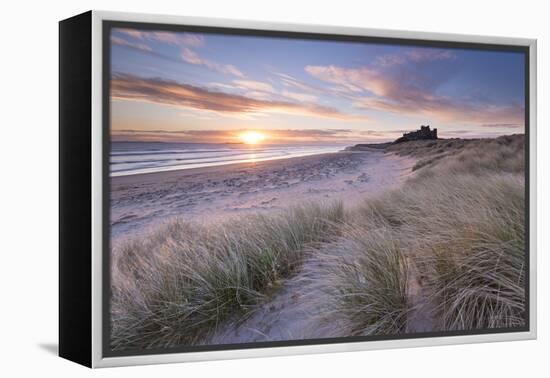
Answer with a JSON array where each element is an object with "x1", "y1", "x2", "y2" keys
[
  {"x1": 110, "y1": 28, "x2": 526, "y2": 144},
  {"x1": 239, "y1": 131, "x2": 267, "y2": 144}
]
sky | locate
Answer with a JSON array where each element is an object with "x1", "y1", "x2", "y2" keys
[{"x1": 110, "y1": 27, "x2": 526, "y2": 144}]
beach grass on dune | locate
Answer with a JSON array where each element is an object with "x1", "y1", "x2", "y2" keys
[
  {"x1": 391, "y1": 134, "x2": 525, "y2": 175},
  {"x1": 111, "y1": 202, "x2": 345, "y2": 350},
  {"x1": 302, "y1": 224, "x2": 410, "y2": 336},
  {"x1": 359, "y1": 172, "x2": 525, "y2": 331},
  {"x1": 111, "y1": 134, "x2": 526, "y2": 349},
  {"x1": 300, "y1": 171, "x2": 524, "y2": 335},
  {"x1": 363, "y1": 134, "x2": 525, "y2": 331}
]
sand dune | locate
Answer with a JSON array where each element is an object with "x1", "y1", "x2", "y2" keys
[{"x1": 110, "y1": 135, "x2": 526, "y2": 351}]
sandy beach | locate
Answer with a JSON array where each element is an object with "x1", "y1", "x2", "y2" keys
[{"x1": 110, "y1": 150, "x2": 415, "y2": 243}]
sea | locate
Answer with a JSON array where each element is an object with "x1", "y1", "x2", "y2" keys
[{"x1": 110, "y1": 142, "x2": 346, "y2": 177}]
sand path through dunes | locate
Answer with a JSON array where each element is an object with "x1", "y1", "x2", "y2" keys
[
  {"x1": 206, "y1": 253, "x2": 329, "y2": 343},
  {"x1": 201, "y1": 152, "x2": 416, "y2": 344},
  {"x1": 111, "y1": 150, "x2": 417, "y2": 343}
]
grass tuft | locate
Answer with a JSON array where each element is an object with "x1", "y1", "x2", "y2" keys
[{"x1": 304, "y1": 224, "x2": 410, "y2": 335}]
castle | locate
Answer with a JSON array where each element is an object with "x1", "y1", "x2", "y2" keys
[{"x1": 394, "y1": 125, "x2": 437, "y2": 144}]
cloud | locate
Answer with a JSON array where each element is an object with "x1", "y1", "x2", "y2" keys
[
  {"x1": 110, "y1": 36, "x2": 152, "y2": 52},
  {"x1": 207, "y1": 82, "x2": 239, "y2": 91},
  {"x1": 305, "y1": 48, "x2": 524, "y2": 127},
  {"x1": 358, "y1": 129, "x2": 404, "y2": 138},
  {"x1": 374, "y1": 54, "x2": 407, "y2": 67},
  {"x1": 354, "y1": 96, "x2": 524, "y2": 125},
  {"x1": 234, "y1": 79, "x2": 320, "y2": 103},
  {"x1": 480, "y1": 123, "x2": 523, "y2": 129},
  {"x1": 178, "y1": 34, "x2": 205, "y2": 47},
  {"x1": 242, "y1": 91, "x2": 273, "y2": 100},
  {"x1": 114, "y1": 28, "x2": 244, "y2": 78},
  {"x1": 281, "y1": 90, "x2": 318, "y2": 103},
  {"x1": 115, "y1": 28, "x2": 205, "y2": 47},
  {"x1": 268, "y1": 129, "x2": 354, "y2": 139},
  {"x1": 233, "y1": 80, "x2": 275, "y2": 93},
  {"x1": 181, "y1": 48, "x2": 244, "y2": 77},
  {"x1": 406, "y1": 48, "x2": 456, "y2": 62},
  {"x1": 150, "y1": 31, "x2": 204, "y2": 47},
  {"x1": 180, "y1": 48, "x2": 206, "y2": 64},
  {"x1": 115, "y1": 28, "x2": 143, "y2": 39},
  {"x1": 274, "y1": 72, "x2": 324, "y2": 94},
  {"x1": 111, "y1": 128, "x2": 362, "y2": 143},
  {"x1": 113, "y1": 28, "x2": 244, "y2": 77},
  {"x1": 375, "y1": 48, "x2": 456, "y2": 67},
  {"x1": 305, "y1": 65, "x2": 381, "y2": 94},
  {"x1": 271, "y1": 71, "x2": 354, "y2": 102},
  {"x1": 111, "y1": 74, "x2": 367, "y2": 121},
  {"x1": 210, "y1": 78, "x2": 320, "y2": 105},
  {"x1": 110, "y1": 126, "x2": 413, "y2": 144}
]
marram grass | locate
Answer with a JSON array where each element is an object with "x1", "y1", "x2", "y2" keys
[
  {"x1": 111, "y1": 202, "x2": 345, "y2": 350},
  {"x1": 111, "y1": 134, "x2": 525, "y2": 350}
]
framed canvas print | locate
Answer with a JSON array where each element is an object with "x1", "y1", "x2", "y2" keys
[{"x1": 59, "y1": 10, "x2": 537, "y2": 368}]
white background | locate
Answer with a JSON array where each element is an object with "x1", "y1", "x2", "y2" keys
[{"x1": 0, "y1": 0, "x2": 547, "y2": 376}]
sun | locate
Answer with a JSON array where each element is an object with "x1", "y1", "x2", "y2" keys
[{"x1": 239, "y1": 131, "x2": 267, "y2": 144}]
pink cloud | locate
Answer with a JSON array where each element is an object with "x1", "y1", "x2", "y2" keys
[
  {"x1": 181, "y1": 48, "x2": 244, "y2": 77},
  {"x1": 281, "y1": 90, "x2": 318, "y2": 103},
  {"x1": 112, "y1": 128, "x2": 363, "y2": 143},
  {"x1": 305, "y1": 65, "x2": 388, "y2": 95},
  {"x1": 355, "y1": 96, "x2": 524, "y2": 125},
  {"x1": 305, "y1": 49, "x2": 523, "y2": 127},
  {"x1": 233, "y1": 79, "x2": 275, "y2": 93},
  {"x1": 275, "y1": 72, "x2": 325, "y2": 94},
  {"x1": 110, "y1": 36, "x2": 152, "y2": 52},
  {"x1": 111, "y1": 74, "x2": 368, "y2": 121}
]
